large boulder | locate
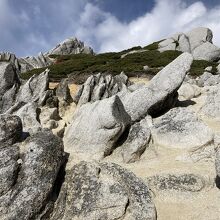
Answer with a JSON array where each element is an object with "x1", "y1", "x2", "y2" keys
[
  {"x1": 50, "y1": 162, "x2": 156, "y2": 220},
  {"x1": 151, "y1": 107, "x2": 213, "y2": 150},
  {"x1": 0, "y1": 62, "x2": 19, "y2": 97},
  {"x1": 158, "y1": 27, "x2": 220, "y2": 61},
  {"x1": 121, "y1": 52, "x2": 193, "y2": 121},
  {"x1": 0, "y1": 115, "x2": 22, "y2": 202},
  {"x1": 8, "y1": 102, "x2": 42, "y2": 134},
  {"x1": 46, "y1": 37, "x2": 93, "y2": 56},
  {"x1": 0, "y1": 115, "x2": 22, "y2": 146},
  {"x1": 64, "y1": 95, "x2": 131, "y2": 160},
  {"x1": 0, "y1": 130, "x2": 64, "y2": 220},
  {"x1": 192, "y1": 42, "x2": 220, "y2": 61},
  {"x1": 186, "y1": 27, "x2": 213, "y2": 51},
  {"x1": 121, "y1": 117, "x2": 151, "y2": 163},
  {"x1": 16, "y1": 69, "x2": 49, "y2": 104}
]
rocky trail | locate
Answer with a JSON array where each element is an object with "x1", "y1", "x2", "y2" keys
[{"x1": 1, "y1": 27, "x2": 220, "y2": 219}]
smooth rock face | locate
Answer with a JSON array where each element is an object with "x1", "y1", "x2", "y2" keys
[
  {"x1": 186, "y1": 27, "x2": 213, "y2": 51},
  {"x1": 122, "y1": 117, "x2": 151, "y2": 163},
  {"x1": 121, "y1": 53, "x2": 193, "y2": 121},
  {"x1": 47, "y1": 37, "x2": 93, "y2": 55},
  {"x1": 64, "y1": 96, "x2": 131, "y2": 160},
  {"x1": 151, "y1": 107, "x2": 213, "y2": 149},
  {"x1": 51, "y1": 162, "x2": 156, "y2": 220},
  {"x1": 147, "y1": 174, "x2": 206, "y2": 192},
  {"x1": 0, "y1": 130, "x2": 64, "y2": 220},
  {"x1": 0, "y1": 115, "x2": 22, "y2": 146},
  {"x1": 192, "y1": 42, "x2": 220, "y2": 61}
]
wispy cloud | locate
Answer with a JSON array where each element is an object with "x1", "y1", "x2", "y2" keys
[
  {"x1": 76, "y1": 0, "x2": 220, "y2": 53},
  {"x1": 0, "y1": 0, "x2": 220, "y2": 56}
]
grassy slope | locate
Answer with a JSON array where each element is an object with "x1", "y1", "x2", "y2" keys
[{"x1": 21, "y1": 40, "x2": 218, "y2": 82}]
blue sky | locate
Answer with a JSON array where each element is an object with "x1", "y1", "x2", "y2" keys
[{"x1": 1, "y1": 0, "x2": 220, "y2": 57}]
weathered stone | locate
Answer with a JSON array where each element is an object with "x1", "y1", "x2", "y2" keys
[
  {"x1": 215, "y1": 147, "x2": 220, "y2": 179},
  {"x1": 0, "y1": 145, "x2": 19, "y2": 197},
  {"x1": 0, "y1": 130, "x2": 64, "y2": 220},
  {"x1": 19, "y1": 52, "x2": 52, "y2": 73},
  {"x1": 0, "y1": 62, "x2": 19, "y2": 97},
  {"x1": 0, "y1": 52, "x2": 20, "y2": 71},
  {"x1": 76, "y1": 73, "x2": 131, "y2": 106},
  {"x1": 151, "y1": 107, "x2": 213, "y2": 150},
  {"x1": 197, "y1": 72, "x2": 220, "y2": 87},
  {"x1": 0, "y1": 115, "x2": 22, "y2": 146},
  {"x1": 56, "y1": 79, "x2": 73, "y2": 104},
  {"x1": 50, "y1": 162, "x2": 156, "y2": 220},
  {"x1": 64, "y1": 96, "x2": 131, "y2": 160},
  {"x1": 193, "y1": 42, "x2": 220, "y2": 61},
  {"x1": 147, "y1": 174, "x2": 205, "y2": 192},
  {"x1": 46, "y1": 37, "x2": 93, "y2": 56},
  {"x1": 12, "y1": 102, "x2": 41, "y2": 134},
  {"x1": 187, "y1": 27, "x2": 213, "y2": 51},
  {"x1": 121, "y1": 52, "x2": 193, "y2": 121},
  {"x1": 16, "y1": 69, "x2": 49, "y2": 104},
  {"x1": 178, "y1": 82, "x2": 201, "y2": 100},
  {"x1": 122, "y1": 117, "x2": 151, "y2": 163},
  {"x1": 200, "y1": 87, "x2": 220, "y2": 120}
]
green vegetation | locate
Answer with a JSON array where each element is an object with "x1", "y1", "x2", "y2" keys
[
  {"x1": 190, "y1": 60, "x2": 218, "y2": 76},
  {"x1": 143, "y1": 40, "x2": 163, "y2": 50},
  {"x1": 21, "y1": 45, "x2": 182, "y2": 81},
  {"x1": 21, "y1": 40, "x2": 220, "y2": 82}
]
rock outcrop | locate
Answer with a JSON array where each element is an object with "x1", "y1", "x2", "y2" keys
[
  {"x1": 158, "y1": 27, "x2": 220, "y2": 61},
  {"x1": 121, "y1": 117, "x2": 151, "y2": 163},
  {"x1": 0, "y1": 130, "x2": 64, "y2": 220},
  {"x1": 64, "y1": 96, "x2": 131, "y2": 160},
  {"x1": 19, "y1": 52, "x2": 53, "y2": 73},
  {"x1": 151, "y1": 107, "x2": 213, "y2": 150},
  {"x1": 121, "y1": 52, "x2": 193, "y2": 121},
  {"x1": 50, "y1": 161, "x2": 156, "y2": 220},
  {"x1": 74, "y1": 72, "x2": 130, "y2": 106},
  {"x1": 46, "y1": 37, "x2": 93, "y2": 56}
]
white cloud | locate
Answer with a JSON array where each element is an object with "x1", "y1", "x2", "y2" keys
[
  {"x1": 1, "y1": 0, "x2": 220, "y2": 56},
  {"x1": 75, "y1": 0, "x2": 220, "y2": 53}
]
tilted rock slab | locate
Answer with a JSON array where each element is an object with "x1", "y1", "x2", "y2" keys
[
  {"x1": 121, "y1": 52, "x2": 193, "y2": 122},
  {"x1": 64, "y1": 95, "x2": 131, "y2": 160},
  {"x1": 50, "y1": 161, "x2": 156, "y2": 220}
]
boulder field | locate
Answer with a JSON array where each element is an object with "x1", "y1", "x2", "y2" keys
[{"x1": 1, "y1": 28, "x2": 220, "y2": 220}]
